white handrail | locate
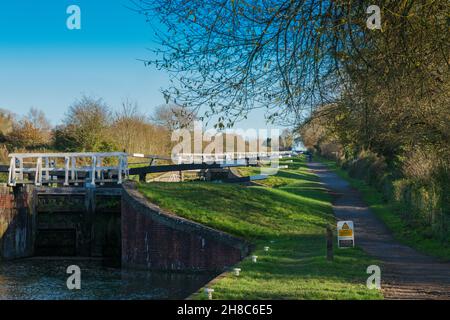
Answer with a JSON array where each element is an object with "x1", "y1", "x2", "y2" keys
[{"x1": 8, "y1": 152, "x2": 128, "y2": 187}]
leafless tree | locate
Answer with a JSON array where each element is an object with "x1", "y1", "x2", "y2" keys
[
  {"x1": 112, "y1": 99, "x2": 173, "y2": 155},
  {"x1": 151, "y1": 103, "x2": 197, "y2": 130},
  {"x1": 5, "y1": 108, "x2": 51, "y2": 150},
  {"x1": 134, "y1": 0, "x2": 449, "y2": 132}
]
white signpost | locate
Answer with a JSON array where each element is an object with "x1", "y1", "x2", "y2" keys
[{"x1": 337, "y1": 221, "x2": 355, "y2": 248}]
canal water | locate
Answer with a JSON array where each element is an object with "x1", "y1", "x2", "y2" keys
[{"x1": 0, "y1": 258, "x2": 215, "y2": 300}]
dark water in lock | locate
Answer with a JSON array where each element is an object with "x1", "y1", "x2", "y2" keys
[{"x1": 0, "y1": 258, "x2": 215, "y2": 300}]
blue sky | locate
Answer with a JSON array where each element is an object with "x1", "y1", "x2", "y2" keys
[{"x1": 0, "y1": 0, "x2": 276, "y2": 131}]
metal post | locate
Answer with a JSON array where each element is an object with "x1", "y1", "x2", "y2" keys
[
  {"x1": 117, "y1": 156, "x2": 123, "y2": 184},
  {"x1": 18, "y1": 158, "x2": 23, "y2": 181},
  {"x1": 97, "y1": 157, "x2": 102, "y2": 181},
  {"x1": 71, "y1": 156, "x2": 76, "y2": 181},
  {"x1": 35, "y1": 157, "x2": 42, "y2": 186},
  {"x1": 91, "y1": 156, "x2": 97, "y2": 186},
  {"x1": 45, "y1": 157, "x2": 50, "y2": 182},
  {"x1": 8, "y1": 157, "x2": 16, "y2": 186},
  {"x1": 124, "y1": 155, "x2": 129, "y2": 178},
  {"x1": 97, "y1": 157, "x2": 104, "y2": 185},
  {"x1": 64, "y1": 156, "x2": 70, "y2": 186},
  {"x1": 326, "y1": 226, "x2": 334, "y2": 261}
]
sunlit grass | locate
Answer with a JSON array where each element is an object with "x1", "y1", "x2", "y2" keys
[{"x1": 138, "y1": 156, "x2": 383, "y2": 299}]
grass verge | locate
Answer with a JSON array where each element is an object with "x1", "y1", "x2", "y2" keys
[
  {"x1": 138, "y1": 157, "x2": 383, "y2": 299},
  {"x1": 318, "y1": 156, "x2": 450, "y2": 261}
]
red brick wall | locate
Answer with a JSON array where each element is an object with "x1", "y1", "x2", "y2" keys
[
  {"x1": 0, "y1": 192, "x2": 14, "y2": 210},
  {"x1": 121, "y1": 183, "x2": 249, "y2": 271}
]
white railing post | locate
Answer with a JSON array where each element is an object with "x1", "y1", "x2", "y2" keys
[
  {"x1": 8, "y1": 156, "x2": 16, "y2": 186},
  {"x1": 18, "y1": 157, "x2": 23, "y2": 181},
  {"x1": 64, "y1": 156, "x2": 70, "y2": 186},
  {"x1": 35, "y1": 157, "x2": 42, "y2": 186},
  {"x1": 124, "y1": 154, "x2": 129, "y2": 178},
  {"x1": 71, "y1": 156, "x2": 76, "y2": 181},
  {"x1": 97, "y1": 157, "x2": 105, "y2": 185},
  {"x1": 44, "y1": 157, "x2": 50, "y2": 182},
  {"x1": 118, "y1": 156, "x2": 123, "y2": 184},
  {"x1": 91, "y1": 156, "x2": 97, "y2": 186},
  {"x1": 97, "y1": 157, "x2": 102, "y2": 181}
]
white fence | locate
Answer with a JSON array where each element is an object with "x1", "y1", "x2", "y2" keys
[
  {"x1": 8, "y1": 152, "x2": 128, "y2": 187},
  {"x1": 173, "y1": 151, "x2": 293, "y2": 164},
  {"x1": 7, "y1": 151, "x2": 294, "y2": 187}
]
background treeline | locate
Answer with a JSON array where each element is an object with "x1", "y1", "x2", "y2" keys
[
  {"x1": 0, "y1": 96, "x2": 294, "y2": 165},
  {"x1": 0, "y1": 96, "x2": 186, "y2": 163},
  {"x1": 298, "y1": 2, "x2": 449, "y2": 242}
]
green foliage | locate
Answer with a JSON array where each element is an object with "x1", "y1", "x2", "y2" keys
[
  {"x1": 345, "y1": 153, "x2": 449, "y2": 243},
  {"x1": 320, "y1": 157, "x2": 450, "y2": 261},
  {"x1": 54, "y1": 96, "x2": 116, "y2": 152}
]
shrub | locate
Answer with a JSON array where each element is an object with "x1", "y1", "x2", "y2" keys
[
  {"x1": 341, "y1": 148, "x2": 449, "y2": 242},
  {"x1": 0, "y1": 144, "x2": 9, "y2": 164}
]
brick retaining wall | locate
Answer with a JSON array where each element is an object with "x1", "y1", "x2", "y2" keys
[{"x1": 121, "y1": 182, "x2": 249, "y2": 271}]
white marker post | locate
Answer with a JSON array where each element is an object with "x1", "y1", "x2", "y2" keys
[
  {"x1": 204, "y1": 288, "x2": 214, "y2": 300},
  {"x1": 337, "y1": 221, "x2": 355, "y2": 248}
]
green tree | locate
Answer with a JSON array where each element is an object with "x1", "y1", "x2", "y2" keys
[{"x1": 54, "y1": 96, "x2": 115, "y2": 152}]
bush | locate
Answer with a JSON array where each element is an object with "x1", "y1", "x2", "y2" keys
[
  {"x1": 0, "y1": 144, "x2": 9, "y2": 164},
  {"x1": 55, "y1": 96, "x2": 115, "y2": 152},
  {"x1": 346, "y1": 150, "x2": 387, "y2": 187},
  {"x1": 392, "y1": 178, "x2": 448, "y2": 241},
  {"x1": 340, "y1": 148, "x2": 449, "y2": 242},
  {"x1": 5, "y1": 108, "x2": 52, "y2": 151}
]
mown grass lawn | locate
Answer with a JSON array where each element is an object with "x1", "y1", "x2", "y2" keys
[{"x1": 138, "y1": 156, "x2": 383, "y2": 299}]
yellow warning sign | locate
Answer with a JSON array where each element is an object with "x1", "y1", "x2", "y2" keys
[
  {"x1": 337, "y1": 220, "x2": 355, "y2": 248},
  {"x1": 338, "y1": 222, "x2": 353, "y2": 236},
  {"x1": 338, "y1": 229, "x2": 353, "y2": 237}
]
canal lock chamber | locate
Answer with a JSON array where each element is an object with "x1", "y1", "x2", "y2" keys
[
  {"x1": 0, "y1": 185, "x2": 122, "y2": 265},
  {"x1": 2, "y1": 182, "x2": 249, "y2": 272},
  {"x1": 1, "y1": 183, "x2": 250, "y2": 299}
]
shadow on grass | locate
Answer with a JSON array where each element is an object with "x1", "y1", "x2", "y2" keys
[
  {"x1": 278, "y1": 187, "x2": 330, "y2": 202},
  {"x1": 275, "y1": 170, "x2": 318, "y2": 182}
]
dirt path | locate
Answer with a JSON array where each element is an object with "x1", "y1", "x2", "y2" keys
[{"x1": 308, "y1": 162, "x2": 450, "y2": 300}]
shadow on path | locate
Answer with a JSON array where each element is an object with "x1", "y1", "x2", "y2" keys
[{"x1": 308, "y1": 162, "x2": 450, "y2": 300}]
